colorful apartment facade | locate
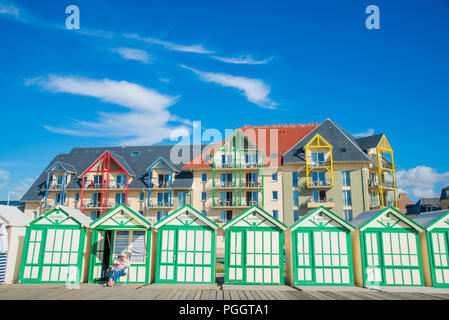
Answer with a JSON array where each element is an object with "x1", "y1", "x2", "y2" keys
[{"x1": 21, "y1": 119, "x2": 398, "y2": 229}]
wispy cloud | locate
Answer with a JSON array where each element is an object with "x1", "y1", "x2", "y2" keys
[
  {"x1": 211, "y1": 54, "x2": 273, "y2": 65},
  {"x1": 124, "y1": 33, "x2": 214, "y2": 54},
  {"x1": 0, "y1": 1, "x2": 19, "y2": 18},
  {"x1": 0, "y1": 169, "x2": 9, "y2": 189},
  {"x1": 353, "y1": 128, "x2": 375, "y2": 138},
  {"x1": 11, "y1": 177, "x2": 34, "y2": 198},
  {"x1": 181, "y1": 65, "x2": 277, "y2": 109},
  {"x1": 396, "y1": 165, "x2": 449, "y2": 199},
  {"x1": 110, "y1": 47, "x2": 153, "y2": 64},
  {"x1": 26, "y1": 75, "x2": 191, "y2": 145}
]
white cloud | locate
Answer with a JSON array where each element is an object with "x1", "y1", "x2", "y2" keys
[
  {"x1": 110, "y1": 47, "x2": 153, "y2": 64},
  {"x1": 211, "y1": 54, "x2": 273, "y2": 65},
  {"x1": 11, "y1": 177, "x2": 34, "y2": 199},
  {"x1": 0, "y1": 2, "x2": 19, "y2": 19},
  {"x1": 123, "y1": 33, "x2": 214, "y2": 54},
  {"x1": 26, "y1": 75, "x2": 191, "y2": 145},
  {"x1": 396, "y1": 166, "x2": 449, "y2": 199},
  {"x1": 0, "y1": 169, "x2": 9, "y2": 189},
  {"x1": 353, "y1": 128, "x2": 375, "y2": 138},
  {"x1": 181, "y1": 65, "x2": 277, "y2": 109}
]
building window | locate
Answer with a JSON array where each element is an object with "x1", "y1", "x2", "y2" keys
[
  {"x1": 342, "y1": 171, "x2": 351, "y2": 187},
  {"x1": 131, "y1": 151, "x2": 140, "y2": 157},
  {"x1": 370, "y1": 193, "x2": 378, "y2": 207},
  {"x1": 201, "y1": 210, "x2": 207, "y2": 216},
  {"x1": 342, "y1": 190, "x2": 352, "y2": 206},
  {"x1": 293, "y1": 210, "x2": 300, "y2": 222},
  {"x1": 75, "y1": 193, "x2": 80, "y2": 202},
  {"x1": 178, "y1": 192, "x2": 186, "y2": 207},
  {"x1": 344, "y1": 210, "x2": 353, "y2": 221},
  {"x1": 201, "y1": 173, "x2": 207, "y2": 182},
  {"x1": 292, "y1": 172, "x2": 298, "y2": 187},
  {"x1": 220, "y1": 210, "x2": 233, "y2": 222},
  {"x1": 272, "y1": 191, "x2": 278, "y2": 200},
  {"x1": 55, "y1": 193, "x2": 62, "y2": 205},
  {"x1": 201, "y1": 192, "x2": 207, "y2": 201},
  {"x1": 272, "y1": 173, "x2": 278, "y2": 181},
  {"x1": 273, "y1": 210, "x2": 278, "y2": 219},
  {"x1": 116, "y1": 175, "x2": 127, "y2": 188},
  {"x1": 139, "y1": 192, "x2": 144, "y2": 201},
  {"x1": 293, "y1": 190, "x2": 299, "y2": 206},
  {"x1": 91, "y1": 211, "x2": 100, "y2": 220},
  {"x1": 340, "y1": 148, "x2": 347, "y2": 153},
  {"x1": 157, "y1": 211, "x2": 168, "y2": 221},
  {"x1": 139, "y1": 210, "x2": 144, "y2": 215},
  {"x1": 311, "y1": 152, "x2": 325, "y2": 165},
  {"x1": 32, "y1": 211, "x2": 38, "y2": 219},
  {"x1": 116, "y1": 193, "x2": 126, "y2": 205}
]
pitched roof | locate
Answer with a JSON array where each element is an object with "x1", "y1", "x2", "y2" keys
[
  {"x1": 283, "y1": 119, "x2": 372, "y2": 164},
  {"x1": 406, "y1": 198, "x2": 442, "y2": 215},
  {"x1": 413, "y1": 209, "x2": 449, "y2": 229},
  {"x1": 351, "y1": 207, "x2": 423, "y2": 231},
  {"x1": 355, "y1": 134, "x2": 384, "y2": 151},
  {"x1": 57, "y1": 206, "x2": 93, "y2": 227},
  {"x1": 47, "y1": 161, "x2": 77, "y2": 174},
  {"x1": 153, "y1": 204, "x2": 218, "y2": 229},
  {"x1": 21, "y1": 144, "x2": 208, "y2": 202},
  {"x1": 222, "y1": 205, "x2": 288, "y2": 231},
  {"x1": 90, "y1": 203, "x2": 152, "y2": 229},
  {"x1": 183, "y1": 123, "x2": 318, "y2": 169},
  {"x1": 0, "y1": 205, "x2": 31, "y2": 227},
  {"x1": 350, "y1": 209, "x2": 384, "y2": 228}
]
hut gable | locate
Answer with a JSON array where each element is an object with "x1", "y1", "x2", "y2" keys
[
  {"x1": 291, "y1": 207, "x2": 355, "y2": 231},
  {"x1": 154, "y1": 205, "x2": 218, "y2": 230},
  {"x1": 222, "y1": 206, "x2": 287, "y2": 231},
  {"x1": 90, "y1": 204, "x2": 151, "y2": 229}
]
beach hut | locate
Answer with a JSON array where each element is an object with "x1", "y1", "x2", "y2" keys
[
  {"x1": 223, "y1": 206, "x2": 287, "y2": 285},
  {"x1": 351, "y1": 206, "x2": 424, "y2": 287},
  {"x1": 88, "y1": 204, "x2": 152, "y2": 284},
  {"x1": 18, "y1": 206, "x2": 92, "y2": 284},
  {"x1": 153, "y1": 205, "x2": 218, "y2": 284},
  {"x1": 285, "y1": 206, "x2": 355, "y2": 286},
  {"x1": 0, "y1": 205, "x2": 31, "y2": 284},
  {"x1": 413, "y1": 209, "x2": 449, "y2": 287}
]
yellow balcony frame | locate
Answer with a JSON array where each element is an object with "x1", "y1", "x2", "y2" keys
[
  {"x1": 375, "y1": 135, "x2": 397, "y2": 208},
  {"x1": 305, "y1": 134, "x2": 334, "y2": 188}
]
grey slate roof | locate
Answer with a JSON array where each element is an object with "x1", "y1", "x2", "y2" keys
[
  {"x1": 283, "y1": 119, "x2": 372, "y2": 164},
  {"x1": 350, "y1": 209, "x2": 384, "y2": 228},
  {"x1": 406, "y1": 198, "x2": 442, "y2": 215},
  {"x1": 22, "y1": 144, "x2": 208, "y2": 202},
  {"x1": 355, "y1": 134, "x2": 384, "y2": 151},
  {"x1": 413, "y1": 209, "x2": 449, "y2": 228}
]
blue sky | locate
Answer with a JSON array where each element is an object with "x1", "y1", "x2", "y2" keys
[{"x1": 0, "y1": 0, "x2": 448, "y2": 201}]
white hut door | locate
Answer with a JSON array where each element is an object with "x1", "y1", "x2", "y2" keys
[
  {"x1": 381, "y1": 232, "x2": 421, "y2": 285},
  {"x1": 228, "y1": 231, "x2": 243, "y2": 283},
  {"x1": 295, "y1": 231, "x2": 312, "y2": 283},
  {"x1": 92, "y1": 231, "x2": 106, "y2": 281},
  {"x1": 431, "y1": 232, "x2": 449, "y2": 285},
  {"x1": 158, "y1": 229, "x2": 176, "y2": 281},
  {"x1": 41, "y1": 229, "x2": 81, "y2": 282},
  {"x1": 364, "y1": 232, "x2": 383, "y2": 285},
  {"x1": 22, "y1": 229, "x2": 44, "y2": 281},
  {"x1": 176, "y1": 229, "x2": 213, "y2": 283},
  {"x1": 246, "y1": 230, "x2": 280, "y2": 284}
]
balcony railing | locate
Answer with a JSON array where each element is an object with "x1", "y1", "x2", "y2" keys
[
  {"x1": 371, "y1": 156, "x2": 393, "y2": 169},
  {"x1": 308, "y1": 180, "x2": 332, "y2": 187},
  {"x1": 382, "y1": 181, "x2": 395, "y2": 188},
  {"x1": 243, "y1": 162, "x2": 263, "y2": 168},
  {"x1": 216, "y1": 163, "x2": 235, "y2": 169},
  {"x1": 150, "y1": 182, "x2": 170, "y2": 189},
  {"x1": 216, "y1": 181, "x2": 235, "y2": 188},
  {"x1": 384, "y1": 200, "x2": 395, "y2": 207},
  {"x1": 246, "y1": 200, "x2": 260, "y2": 207},
  {"x1": 368, "y1": 180, "x2": 379, "y2": 187},
  {"x1": 308, "y1": 160, "x2": 331, "y2": 168},
  {"x1": 242, "y1": 181, "x2": 261, "y2": 188},
  {"x1": 308, "y1": 198, "x2": 334, "y2": 204},
  {"x1": 148, "y1": 201, "x2": 172, "y2": 208},
  {"x1": 215, "y1": 200, "x2": 234, "y2": 207},
  {"x1": 47, "y1": 184, "x2": 64, "y2": 190},
  {"x1": 82, "y1": 201, "x2": 115, "y2": 208}
]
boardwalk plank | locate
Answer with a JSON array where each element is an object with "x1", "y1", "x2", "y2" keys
[
  {"x1": 229, "y1": 290, "x2": 240, "y2": 300},
  {"x1": 216, "y1": 290, "x2": 224, "y2": 300}
]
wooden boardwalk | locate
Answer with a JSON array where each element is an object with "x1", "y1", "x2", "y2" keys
[{"x1": 0, "y1": 283, "x2": 448, "y2": 300}]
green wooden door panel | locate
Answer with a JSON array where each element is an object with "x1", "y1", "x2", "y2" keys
[{"x1": 429, "y1": 231, "x2": 449, "y2": 287}]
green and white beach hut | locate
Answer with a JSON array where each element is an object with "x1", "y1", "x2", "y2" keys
[
  {"x1": 413, "y1": 209, "x2": 449, "y2": 287},
  {"x1": 285, "y1": 206, "x2": 355, "y2": 286},
  {"x1": 223, "y1": 206, "x2": 287, "y2": 285},
  {"x1": 351, "y1": 206, "x2": 425, "y2": 287},
  {"x1": 89, "y1": 204, "x2": 153, "y2": 284},
  {"x1": 153, "y1": 204, "x2": 218, "y2": 284},
  {"x1": 18, "y1": 206, "x2": 92, "y2": 284}
]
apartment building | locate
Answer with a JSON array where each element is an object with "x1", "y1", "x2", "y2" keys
[
  {"x1": 21, "y1": 145, "x2": 208, "y2": 222},
  {"x1": 21, "y1": 119, "x2": 398, "y2": 227}
]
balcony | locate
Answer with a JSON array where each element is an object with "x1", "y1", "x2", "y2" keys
[
  {"x1": 46, "y1": 184, "x2": 64, "y2": 190},
  {"x1": 215, "y1": 181, "x2": 236, "y2": 189},
  {"x1": 368, "y1": 180, "x2": 379, "y2": 187},
  {"x1": 215, "y1": 163, "x2": 236, "y2": 169},
  {"x1": 150, "y1": 182, "x2": 171, "y2": 189},
  {"x1": 215, "y1": 200, "x2": 234, "y2": 207},
  {"x1": 82, "y1": 200, "x2": 115, "y2": 209},
  {"x1": 306, "y1": 198, "x2": 334, "y2": 209},
  {"x1": 242, "y1": 162, "x2": 263, "y2": 169},
  {"x1": 241, "y1": 181, "x2": 262, "y2": 188},
  {"x1": 381, "y1": 181, "x2": 395, "y2": 189},
  {"x1": 308, "y1": 180, "x2": 332, "y2": 189},
  {"x1": 148, "y1": 201, "x2": 173, "y2": 208},
  {"x1": 308, "y1": 160, "x2": 331, "y2": 168},
  {"x1": 370, "y1": 156, "x2": 393, "y2": 170}
]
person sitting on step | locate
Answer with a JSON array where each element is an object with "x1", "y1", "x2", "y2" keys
[{"x1": 104, "y1": 252, "x2": 130, "y2": 287}]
